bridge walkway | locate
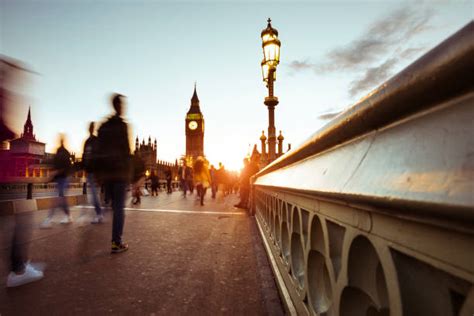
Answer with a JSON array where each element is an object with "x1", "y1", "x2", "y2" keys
[{"x1": 0, "y1": 191, "x2": 284, "y2": 315}]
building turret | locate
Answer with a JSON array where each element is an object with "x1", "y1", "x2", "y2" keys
[
  {"x1": 260, "y1": 130, "x2": 267, "y2": 157},
  {"x1": 277, "y1": 130, "x2": 284, "y2": 156}
]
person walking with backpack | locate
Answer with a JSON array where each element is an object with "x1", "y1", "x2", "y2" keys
[
  {"x1": 82, "y1": 122, "x2": 103, "y2": 224},
  {"x1": 96, "y1": 93, "x2": 131, "y2": 254}
]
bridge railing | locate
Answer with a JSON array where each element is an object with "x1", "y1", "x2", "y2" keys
[
  {"x1": 251, "y1": 22, "x2": 473, "y2": 316},
  {"x1": 0, "y1": 182, "x2": 85, "y2": 201}
]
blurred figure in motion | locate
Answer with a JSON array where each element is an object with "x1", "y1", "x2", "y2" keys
[
  {"x1": 216, "y1": 162, "x2": 229, "y2": 197},
  {"x1": 82, "y1": 122, "x2": 103, "y2": 224},
  {"x1": 178, "y1": 160, "x2": 192, "y2": 197},
  {"x1": 131, "y1": 153, "x2": 145, "y2": 205},
  {"x1": 193, "y1": 157, "x2": 211, "y2": 206},
  {"x1": 96, "y1": 93, "x2": 131, "y2": 254},
  {"x1": 165, "y1": 167, "x2": 172, "y2": 194},
  {"x1": 188, "y1": 166, "x2": 194, "y2": 194},
  {"x1": 149, "y1": 170, "x2": 159, "y2": 196},
  {"x1": 1, "y1": 56, "x2": 44, "y2": 287},
  {"x1": 209, "y1": 164, "x2": 217, "y2": 199},
  {"x1": 235, "y1": 154, "x2": 260, "y2": 209},
  {"x1": 41, "y1": 134, "x2": 73, "y2": 228}
]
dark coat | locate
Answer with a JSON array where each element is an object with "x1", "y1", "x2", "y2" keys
[
  {"x1": 96, "y1": 115, "x2": 131, "y2": 182},
  {"x1": 53, "y1": 146, "x2": 71, "y2": 179},
  {"x1": 82, "y1": 135, "x2": 99, "y2": 173}
]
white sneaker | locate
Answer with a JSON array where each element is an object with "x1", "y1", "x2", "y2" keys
[
  {"x1": 60, "y1": 215, "x2": 73, "y2": 224},
  {"x1": 6, "y1": 263, "x2": 44, "y2": 287},
  {"x1": 91, "y1": 215, "x2": 104, "y2": 224},
  {"x1": 40, "y1": 217, "x2": 52, "y2": 229}
]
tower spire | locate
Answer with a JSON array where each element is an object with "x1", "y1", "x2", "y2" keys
[
  {"x1": 22, "y1": 106, "x2": 35, "y2": 140},
  {"x1": 191, "y1": 82, "x2": 199, "y2": 104}
]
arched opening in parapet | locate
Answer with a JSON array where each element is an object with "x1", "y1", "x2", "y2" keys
[
  {"x1": 307, "y1": 250, "x2": 332, "y2": 314},
  {"x1": 281, "y1": 223, "x2": 290, "y2": 265},
  {"x1": 290, "y1": 207, "x2": 304, "y2": 288},
  {"x1": 340, "y1": 236, "x2": 389, "y2": 316}
]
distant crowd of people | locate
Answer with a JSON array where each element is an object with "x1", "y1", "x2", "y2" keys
[{"x1": 178, "y1": 161, "x2": 236, "y2": 204}]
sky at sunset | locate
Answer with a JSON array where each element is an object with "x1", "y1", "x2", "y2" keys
[{"x1": 1, "y1": 0, "x2": 472, "y2": 170}]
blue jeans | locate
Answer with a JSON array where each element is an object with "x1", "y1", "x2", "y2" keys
[
  {"x1": 109, "y1": 182, "x2": 127, "y2": 244},
  {"x1": 51, "y1": 176, "x2": 70, "y2": 216},
  {"x1": 87, "y1": 173, "x2": 102, "y2": 215}
]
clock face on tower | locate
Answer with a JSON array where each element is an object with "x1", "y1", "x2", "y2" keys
[{"x1": 188, "y1": 120, "x2": 198, "y2": 130}]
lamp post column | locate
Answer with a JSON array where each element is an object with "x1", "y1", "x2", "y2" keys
[{"x1": 265, "y1": 67, "x2": 278, "y2": 162}]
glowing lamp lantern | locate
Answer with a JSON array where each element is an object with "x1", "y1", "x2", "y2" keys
[{"x1": 261, "y1": 18, "x2": 281, "y2": 69}]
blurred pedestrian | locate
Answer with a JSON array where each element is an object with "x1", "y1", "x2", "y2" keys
[
  {"x1": 1, "y1": 56, "x2": 44, "y2": 287},
  {"x1": 165, "y1": 168, "x2": 172, "y2": 194},
  {"x1": 82, "y1": 122, "x2": 103, "y2": 224},
  {"x1": 96, "y1": 93, "x2": 131, "y2": 254},
  {"x1": 210, "y1": 164, "x2": 217, "y2": 199},
  {"x1": 216, "y1": 162, "x2": 229, "y2": 197},
  {"x1": 235, "y1": 155, "x2": 260, "y2": 209},
  {"x1": 178, "y1": 160, "x2": 192, "y2": 197},
  {"x1": 41, "y1": 135, "x2": 73, "y2": 228},
  {"x1": 188, "y1": 166, "x2": 194, "y2": 194},
  {"x1": 193, "y1": 157, "x2": 211, "y2": 206},
  {"x1": 150, "y1": 170, "x2": 159, "y2": 196}
]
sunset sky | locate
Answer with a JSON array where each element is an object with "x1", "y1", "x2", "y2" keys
[{"x1": 2, "y1": 0, "x2": 472, "y2": 170}]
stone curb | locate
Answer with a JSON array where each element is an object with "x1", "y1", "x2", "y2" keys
[{"x1": 0, "y1": 195, "x2": 87, "y2": 216}]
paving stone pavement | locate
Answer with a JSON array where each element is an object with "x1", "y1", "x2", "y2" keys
[{"x1": 0, "y1": 191, "x2": 284, "y2": 315}]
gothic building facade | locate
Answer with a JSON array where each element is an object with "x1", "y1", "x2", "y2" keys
[
  {"x1": 0, "y1": 107, "x2": 49, "y2": 180},
  {"x1": 0, "y1": 107, "x2": 83, "y2": 182},
  {"x1": 134, "y1": 136, "x2": 178, "y2": 180},
  {"x1": 135, "y1": 136, "x2": 157, "y2": 174}
]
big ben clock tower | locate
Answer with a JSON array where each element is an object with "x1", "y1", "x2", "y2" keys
[{"x1": 185, "y1": 84, "x2": 204, "y2": 163}]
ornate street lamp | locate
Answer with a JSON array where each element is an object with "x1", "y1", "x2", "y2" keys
[{"x1": 260, "y1": 18, "x2": 281, "y2": 162}]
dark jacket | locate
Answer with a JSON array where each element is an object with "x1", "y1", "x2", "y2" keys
[
  {"x1": 82, "y1": 135, "x2": 99, "y2": 173},
  {"x1": 53, "y1": 146, "x2": 71, "y2": 179},
  {"x1": 165, "y1": 169, "x2": 172, "y2": 182},
  {"x1": 150, "y1": 174, "x2": 159, "y2": 187},
  {"x1": 96, "y1": 115, "x2": 131, "y2": 182}
]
